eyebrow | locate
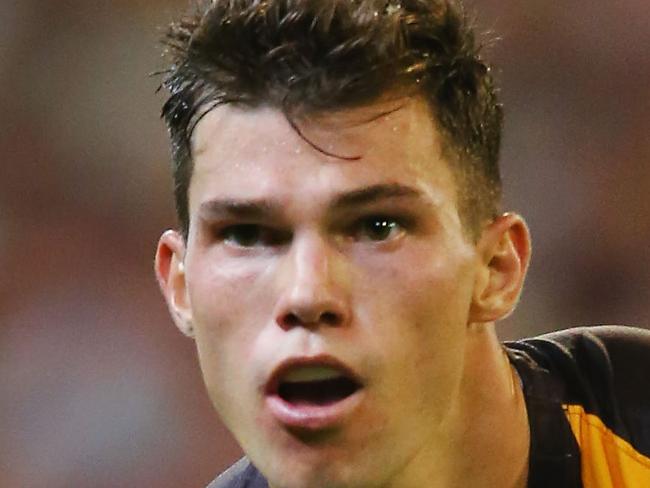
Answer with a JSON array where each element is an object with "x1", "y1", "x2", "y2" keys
[
  {"x1": 198, "y1": 183, "x2": 424, "y2": 220},
  {"x1": 199, "y1": 199, "x2": 282, "y2": 220},
  {"x1": 330, "y1": 183, "x2": 423, "y2": 210}
]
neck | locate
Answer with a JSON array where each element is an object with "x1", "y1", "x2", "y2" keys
[
  {"x1": 451, "y1": 323, "x2": 529, "y2": 488},
  {"x1": 388, "y1": 323, "x2": 530, "y2": 488}
]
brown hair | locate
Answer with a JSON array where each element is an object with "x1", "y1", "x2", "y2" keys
[{"x1": 159, "y1": 0, "x2": 503, "y2": 239}]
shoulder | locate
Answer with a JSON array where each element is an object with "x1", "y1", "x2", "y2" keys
[
  {"x1": 534, "y1": 324, "x2": 650, "y2": 358},
  {"x1": 206, "y1": 457, "x2": 266, "y2": 488},
  {"x1": 507, "y1": 325, "x2": 650, "y2": 407},
  {"x1": 545, "y1": 326, "x2": 650, "y2": 424},
  {"x1": 519, "y1": 326, "x2": 650, "y2": 407},
  {"x1": 507, "y1": 326, "x2": 650, "y2": 453}
]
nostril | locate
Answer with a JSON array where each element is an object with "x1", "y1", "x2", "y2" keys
[
  {"x1": 278, "y1": 310, "x2": 343, "y2": 329},
  {"x1": 321, "y1": 311, "x2": 340, "y2": 326},
  {"x1": 282, "y1": 313, "x2": 301, "y2": 328}
]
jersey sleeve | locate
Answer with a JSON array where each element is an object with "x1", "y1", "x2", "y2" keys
[
  {"x1": 527, "y1": 325, "x2": 650, "y2": 487},
  {"x1": 587, "y1": 326, "x2": 650, "y2": 450},
  {"x1": 537, "y1": 325, "x2": 650, "y2": 454}
]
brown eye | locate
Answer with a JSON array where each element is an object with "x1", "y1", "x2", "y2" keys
[
  {"x1": 356, "y1": 216, "x2": 403, "y2": 242},
  {"x1": 221, "y1": 224, "x2": 262, "y2": 247},
  {"x1": 220, "y1": 224, "x2": 291, "y2": 248}
]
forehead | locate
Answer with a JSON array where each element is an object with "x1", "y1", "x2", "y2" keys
[{"x1": 188, "y1": 99, "x2": 458, "y2": 212}]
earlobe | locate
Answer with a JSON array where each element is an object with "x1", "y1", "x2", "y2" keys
[
  {"x1": 155, "y1": 230, "x2": 195, "y2": 338},
  {"x1": 469, "y1": 213, "x2": 531, "y2": 323}
]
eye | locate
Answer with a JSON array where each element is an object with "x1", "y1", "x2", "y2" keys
[
  {"x1": 219, "y1": 224, "x2": 289, "y2": 248},
  {"x1": 354, "y1": 216, "x2": 405, "y2": 242}
]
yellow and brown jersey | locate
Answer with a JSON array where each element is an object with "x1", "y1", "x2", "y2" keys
[{"x1": 506, "y1": 326, "x2": 650, "y2": 488}]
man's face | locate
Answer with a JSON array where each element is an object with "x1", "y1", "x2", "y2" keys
[{"x1": 178, "y1": 100, "x2": 482, "y2": 488}]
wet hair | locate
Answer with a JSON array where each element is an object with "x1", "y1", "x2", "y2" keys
[{"x1": 159, "y1": 0, "x2": 503, "y2": 240}]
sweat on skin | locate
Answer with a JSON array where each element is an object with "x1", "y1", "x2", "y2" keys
[{"x1": 155, "y1": 98, "x2": 532, "y2": 488}]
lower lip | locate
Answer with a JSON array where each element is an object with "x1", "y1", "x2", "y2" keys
[{"x1": 265, "y1": 390, "x2": 364, "y2": 430}]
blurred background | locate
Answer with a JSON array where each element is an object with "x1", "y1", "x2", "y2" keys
[{"x1": 1, "y1": 0, "x2": 648, "y2": 486}]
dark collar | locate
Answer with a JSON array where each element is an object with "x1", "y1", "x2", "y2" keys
[{"x1": 507, "y1": 346, "x2": 582, "y2": 488}]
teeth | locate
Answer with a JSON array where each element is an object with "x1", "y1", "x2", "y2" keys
[{"x1": 282, "y1": 366, "x2": 345, "y2": 383}]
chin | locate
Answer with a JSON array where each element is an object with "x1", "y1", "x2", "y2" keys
[
  {"x1": 256, "y1": 446, "x2": 379, "y2": 488},
  {"x1": 265, "y1": 469, "x2": 358, "y2": 488}
]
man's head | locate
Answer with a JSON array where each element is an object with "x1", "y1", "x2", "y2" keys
[
  {"x1": 160, "y1": 0, "x2": 503, "y2": 240},
  {"x1": 155, "y1": 2, "x2": 531, "y2": 488}
]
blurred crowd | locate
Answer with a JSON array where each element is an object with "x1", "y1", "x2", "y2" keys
[{"x1": 1, "y1": 0, "x2": 648, "y2": 486}]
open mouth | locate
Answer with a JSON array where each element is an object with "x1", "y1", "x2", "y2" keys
[
  {"x1": 267, "y1": 361, "x2": 364, "y2": 408},
  {"x1": 265, "y1": 358, "x2": 365, "y2": 429},
  {"x1": 278, "y1": 374, "x2": 362, "y2": 406}
]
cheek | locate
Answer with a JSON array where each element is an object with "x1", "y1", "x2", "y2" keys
[
  {"x1": 187, "y1": 252, "x2": 275, "y2": 331},
  {"x1": 186, "y1": 255, "x2": 276, "y2": 401},
  {"x1": 356, "y1": 244, "x2": 475, "y2": 330},
  {"x1": 354, "y1": 247, "x2": 474, "y2": 401}
]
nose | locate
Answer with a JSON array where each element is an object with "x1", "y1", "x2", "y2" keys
[{"x1": 273, "y1": 232, "x2": 350, "y2": 330}]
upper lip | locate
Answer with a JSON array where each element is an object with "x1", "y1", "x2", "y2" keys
[{"x1": 264, "y1": 354, "x2": 364, "y2": 396}]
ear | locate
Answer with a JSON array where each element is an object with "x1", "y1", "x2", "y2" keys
[
  {"x1": 154, "y1": 230, "x2": 195, "y2": 338},
  {"x1": 469, "y1": 213, "x2": 531, "y2": 323}
]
